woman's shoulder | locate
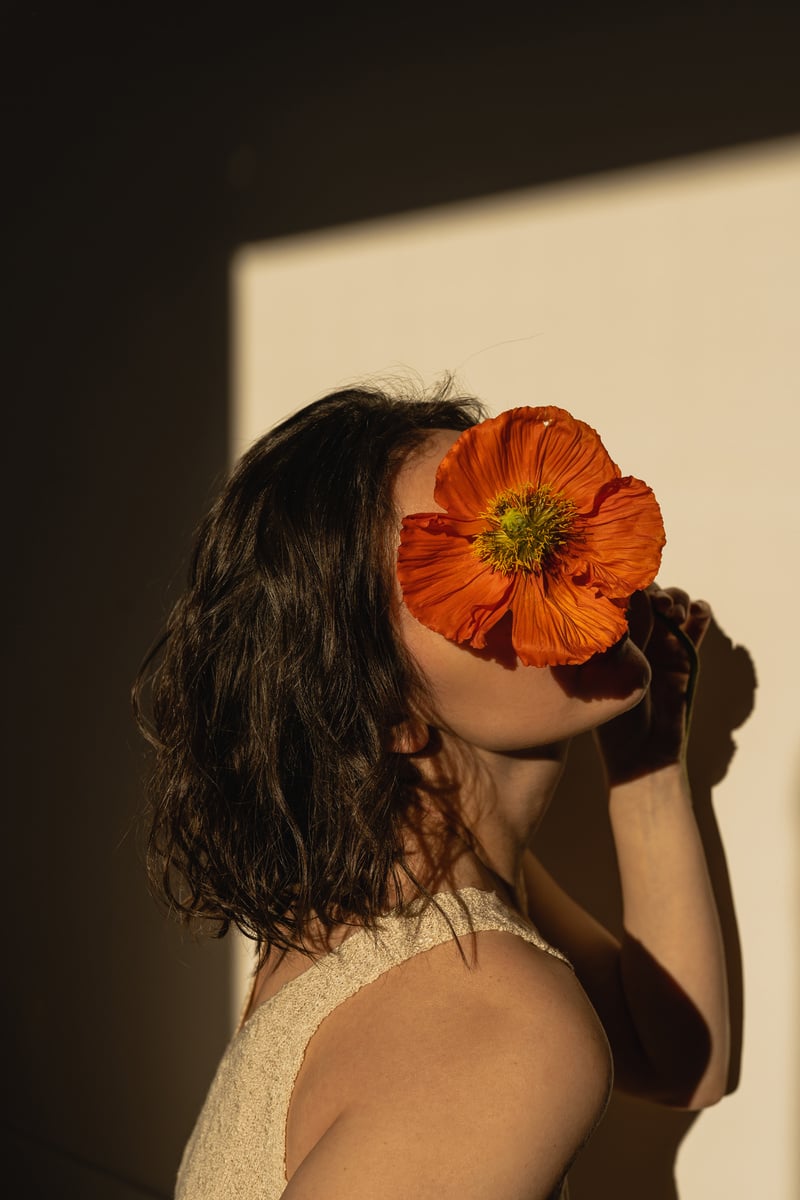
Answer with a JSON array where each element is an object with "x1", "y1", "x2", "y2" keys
[
  {"x1": 285, "y1": 923, "x2": 611, "y2": 1198},
  {"x1": 366, "y1": 920, "x2": 613, "y2": 1084}
]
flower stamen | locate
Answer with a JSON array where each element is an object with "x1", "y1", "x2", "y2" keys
[{"x1": 473, "y1": 484, "x2": 577, "y2": 574}]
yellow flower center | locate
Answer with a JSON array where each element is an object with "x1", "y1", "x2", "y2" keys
[{"x1": 473, "y1": 485, "x2": 577, "y2": 574}]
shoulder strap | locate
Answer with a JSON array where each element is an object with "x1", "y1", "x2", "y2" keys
[
  {"x1": 253, "y1": 885, "x2": 570, "y2": 1034},
  {"x1": 389, "y1": 887, "x2": 571, "y2": 967},
  {"x1": 258, "y1": 886, "x2": 569, "y2": 1034},
  {"x1": 242, "y1": 885, "x2": 570, "y2": 1098}
]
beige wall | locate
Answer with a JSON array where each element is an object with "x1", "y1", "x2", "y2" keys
[{"x1": 232, "y1": 138, "x2": 800, "y2": 1199}]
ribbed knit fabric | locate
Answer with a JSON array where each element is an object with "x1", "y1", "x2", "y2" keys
[{"x1": 175, "y1": 887, "x2": 572, "y2": 1199}]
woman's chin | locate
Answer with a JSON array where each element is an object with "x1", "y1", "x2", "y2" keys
[{"x1": 553, "y1": 635, "x2": 651, "y2": 703}]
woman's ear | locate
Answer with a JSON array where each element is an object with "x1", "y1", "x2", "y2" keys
[{"x1": 388, "y1": 718, "x2": 430, "y2": 755}]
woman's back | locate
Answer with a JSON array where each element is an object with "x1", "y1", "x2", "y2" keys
[{"x1": 176, "y1": 887, "x2": 611, "y2": 1199}]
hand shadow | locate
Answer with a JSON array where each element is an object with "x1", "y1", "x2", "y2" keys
[{"x1": 534, "y1": 617, "x2": 754, "y2": 1200}]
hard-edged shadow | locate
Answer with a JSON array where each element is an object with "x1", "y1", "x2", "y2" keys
[{"x1": 534, "y1": 618, "x2": 754, "y2": 1199}]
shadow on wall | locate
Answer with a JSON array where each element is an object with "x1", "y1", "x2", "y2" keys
[{"x1": 535, "y1": 618, "x2": 755, "y2": 1200}]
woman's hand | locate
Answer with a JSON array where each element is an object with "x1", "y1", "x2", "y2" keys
[{"x1": 594, "y1": 585, "x2": 712, "y2": 786}]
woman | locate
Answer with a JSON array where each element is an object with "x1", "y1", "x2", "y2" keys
[{"x1": 135, "y1": 377, "x2": 730, "y2": 1199}]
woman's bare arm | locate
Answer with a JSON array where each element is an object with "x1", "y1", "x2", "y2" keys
[{"x1": 525, "y1": 587, "x2": 730, "y2": 1110}]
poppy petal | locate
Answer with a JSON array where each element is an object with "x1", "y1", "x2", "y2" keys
[
  {"x1": 509, "y1": 571, "x2": 630, "y2": 667},
  {"x1": 398, "y1": 515, "x2": 514, "y2": 647},
  {"x1": 531, "y1": 416, "x2": 620, "y2": 512},
  {"x1": 576, "y1": 476, "x2": 665, "y2": 598},
  {"x1": 435, "y1": 407, "x2": 619, "y2": 518}
]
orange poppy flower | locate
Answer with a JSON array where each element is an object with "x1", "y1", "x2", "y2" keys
[{"x1": 397, "y1": 406, "x2": 665, "y2": 667}]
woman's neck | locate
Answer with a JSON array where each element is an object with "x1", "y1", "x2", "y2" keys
[{"x1": 403, "y1": 735, "x2": 570, "y2": 912}]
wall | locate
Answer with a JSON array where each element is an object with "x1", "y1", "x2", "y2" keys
[
  {"x1": 8, "y1": 9, "x2": 800, "y2": 1195},
  {"x1": 232, "y1": 137, "x2": 800, "y2": 1199}
]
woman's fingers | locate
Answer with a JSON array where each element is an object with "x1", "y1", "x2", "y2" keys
[
  {"x1": 648, "y1": 586, "x2": 711, "y2": 644},
  {"x1": 651, "y1": 585, "x2": 690, "y2": 626},
  {"x1": 627, "y1": 588, "x2": 655, "y2": 648},
  {"x1": 684, "y1": 598, "x2": 712, "y2": 649}
]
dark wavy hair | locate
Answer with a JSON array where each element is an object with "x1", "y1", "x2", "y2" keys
[{"x1": 133, "y1": 376, "x2": 485, "y2": 962}]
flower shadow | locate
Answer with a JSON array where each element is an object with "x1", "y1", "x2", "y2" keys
[
  {"x1": 462, "y1": 609, "x2": 646, "y2": 703},
  {"x1": 463, "y1": 609, "x2": 519, "y2": 670},
  {"x1": 534, "y1": 616, "x2": 754, "y2": 1200}
]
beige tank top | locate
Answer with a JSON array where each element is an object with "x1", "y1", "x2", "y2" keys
[{"x1": 175, "y1": 887, "x2": 571, "y2": 1199}]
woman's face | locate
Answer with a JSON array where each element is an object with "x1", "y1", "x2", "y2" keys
[{"x1": 393, "y1": 430, "x2": 651, "y2": 753}]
